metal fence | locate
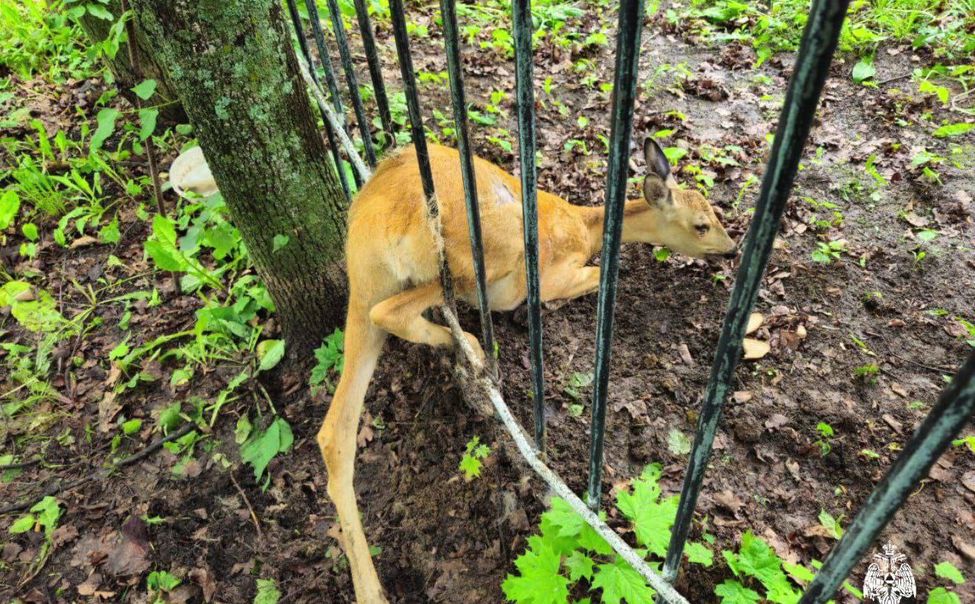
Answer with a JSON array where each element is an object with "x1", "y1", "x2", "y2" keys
[{"x1": 286, "y1": 0, "x2": 975, "y2": 602}]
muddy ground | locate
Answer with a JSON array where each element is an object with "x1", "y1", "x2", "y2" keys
[{"x1": 2, "y1": 2, "x2": 974, "y2": 603}]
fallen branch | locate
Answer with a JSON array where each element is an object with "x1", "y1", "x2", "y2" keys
[
  {"x1": 295, "y1": 56, "x2": 372, "y2": 184},
  {"x1": 0, "y1": 458, "x2": 42, "y2": 471},
  {"x1": 0, "y1": 422, "x2": 197, "y2": 515},
  {"x1": 441, "y1": 307, "x2": 690, "y2": 604}
]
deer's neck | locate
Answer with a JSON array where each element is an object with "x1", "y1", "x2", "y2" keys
[{"x1": 577, "y1": 200, "x2": 655, "y2": 256}]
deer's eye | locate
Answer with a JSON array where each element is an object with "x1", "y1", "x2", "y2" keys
[{"x1": 695, "y1": 223, "x2": 710, "y2": 234}]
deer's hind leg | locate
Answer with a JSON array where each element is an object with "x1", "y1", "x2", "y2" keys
[{"x1": 369, "y1": 282, "x2": 485, "y2": 362}]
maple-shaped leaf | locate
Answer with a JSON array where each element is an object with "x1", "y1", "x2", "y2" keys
[
  {"x1": 724, "y1": 532, "x2": 795, "y2": 598},
  {"x1": 502, "y1": 536, "x2": 570, "y2": 604},
  {"x1": 577, "y1": 522, "x2": 613, "y2": 556},
  {"x1": 459, "y1": 454, "x2": 483, "y2": 480},
  {"x1": 615, "y1": 474, "x2": 678, "y2": 558},
  {"x1": 565, "y1": 550, "x2": 595, "y2": 582},
  {"x1": 590, "y1": 558, "x2": 655, "y2": 604},
  {"x1": 684, "y1": 541, "x2": 714, "y2": 567},
  {"x1": 545, "y1": 497, "x2": 586, "y2": 539},
  {"x1": 714, "y1": 579, "x2": 761, "y2": 604}
]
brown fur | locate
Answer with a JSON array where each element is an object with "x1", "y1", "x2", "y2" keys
[{"x1": 318, "y1": 142, "x2": 736, "y2": 602}]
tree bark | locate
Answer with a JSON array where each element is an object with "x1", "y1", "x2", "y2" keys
[
  {"x1": 132, "y1": 0, "x2": 350, "y2": 353},
  {"x1": 77, "y1": 2, "x2": 185, "y2": 122}
]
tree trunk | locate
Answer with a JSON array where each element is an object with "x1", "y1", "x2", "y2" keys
[
  {"x1": 77, "y1": 2, "x2": 185, "y2": 123},
  {"x1": 132, "y1": 0, "x2": 350, "y2": 353}
]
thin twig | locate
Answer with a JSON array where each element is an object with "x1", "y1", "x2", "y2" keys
[
  {"x1": 121, "y1": 0, "x2": 165, "y2": 215},
  {"x1": 888, "y1": 351, "x2": 956, "y2": 375},
  {"x1": 115, "y1": 421, "x2": 196, "y2": 469},
  {"x1": 0, "y1": 422, "x2": 196, "y2": 515},
  {"x1": 441, "y1": 307, "x2": 690, "y2": 604},
  {"x1": 229, "y1": 470, "x2": 263, "y2": 541},
  {"x1": 295, "y1": 55, "x2": 372, "y2": 183},
  {"x1": 0, "y1": 458, "x2": 41, "y2": 471}
]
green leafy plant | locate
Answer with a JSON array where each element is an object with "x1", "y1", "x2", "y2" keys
[
  {"x1": 459, "y1": 436, "x2": 491, "y2": 481},
  {"x1": 254, "y1": 578, "x2": 282, "y2": 604},
  {"x1": 815, "y1": 422, "x2": 835, "y2": 456},
  {"x1": 934, "y1": 561, "x2": 965, "y2": 585},
  {"x1": 310, "y1": 328, "x2": 345, "y2": 393},
  {"x1": 146, "y1": 570, "x2": 181, "y2": 604},
  {"x1": 952, "y1": 434, "x2": 975, "y2": 454},
  {"x1": 503, "y1": 464, "x2": 709, "y2": 603},
  {"x1": 854, "y1": 363, "x2": 880, "y2": 385},
  {"x1": 811, "y1": 239, "x2": 846, "y2": 264},
  {"x1": 9, "y1": 496, "x2": 62, "y2": 568},
  {"x1": 240, "y1": 416, "x2": 294, "y2": 488},
  {"x1": 817, "y1": 510, "x2": 844, "y2": 540}
]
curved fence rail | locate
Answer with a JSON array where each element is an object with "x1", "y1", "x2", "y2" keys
[{"x1": 286, "y1": 1, "x2": 975, "y2": 602}]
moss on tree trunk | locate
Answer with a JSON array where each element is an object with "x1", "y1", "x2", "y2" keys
[{"x1": 132, "y1": 0, "x2": 350, "y2": 353}]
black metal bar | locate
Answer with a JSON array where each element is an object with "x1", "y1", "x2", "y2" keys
[
  {"x1": 800, "y1": 351, "x2": 975, "y2": 602},
  {"x1": 440, "y1": 0, "x2": 496, "y2": 372},
  {"x1": 585, "y1": 0, "x2": 647, "y2": 510},
  {"x1": 301, "y1": 0, "x2": 361, "y2": 189},
  {"x1": 512, "y1": 0, "x2": 545, "y2": 450},
  {"x1": 388, "y1": 0, "x2": 454, "y2": 303},
  {"x1": 322, "y1": 0, "x2": 377, "y2": 166},
  {"x1": 662, "y1": 0, "x2": 850, "y2": 582},
  {"x1": 286, "y1": 0, "x2": 352, "y2": 201},
  {"x1": 352, "y1": 0, "x2": 396, "y2": 148}
]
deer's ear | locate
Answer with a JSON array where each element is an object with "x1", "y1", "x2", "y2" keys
[
  {"x1": 644, "y1": 137, "x2": 672, "y2": 182},
  {"x1": 643, "y1": 138, "x2": 673, "y2": 207},
  {"x1": 643, "y1": 173, "x2": 672, "y2": 207}
]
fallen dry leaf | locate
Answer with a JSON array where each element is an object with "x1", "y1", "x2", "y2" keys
[
  {"x1": 713, "y1": 489, "x2": 745, "y2": 514},
  {"x1": 746, "y1": 312, "x2": 764, "y2": 335},
  {"x1": 104, "y1": 517, "x2": 150, "y2": 577},
  {"x1": 742, "y1": 338, "x2": 770, "y2": 360},
  {"x1": 69, "y1": 235, "x2": 98, "y2": 249},
  {"x1": 962, "y1": 471, "x2": 975, "y2": 494}
]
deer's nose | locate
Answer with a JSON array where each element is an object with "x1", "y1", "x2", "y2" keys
[{"x1": 722, "y1": 249, "x2": 738, "y2": 259}]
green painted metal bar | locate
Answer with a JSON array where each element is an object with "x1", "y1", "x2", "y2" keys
[
  {"x1": 351, "y1": 0, "x2": 396, "y2": 148},
  {"x1": 585, "y1": 0, "x2": 647, "y2": 510},
  {"x1": 512, "y1": 0, "x2": 545, "y2": 450},
  {"x1": 322, "y1": 0, "x2": 377, "y2": 166},
  {"x1": 286, "y1": 0, "x2": 352, "y2": 201},
  {"x1": 440, "y1": 0, "x2": 496, "y2": 371},
  {"x1": 388, "y1": 0, "x2": 454, "y2": 304},
  {"x1": 662, "y1": 0, "x2": 850, "y2": 582},
  {"x1": 800, "y1": 353, "x2": 975, "y2": 602},
  {"x1": 301, "y1": 0, "x2": 362, "y2": 189},
  {"x1": 300, "y1": 0, "x2": 346, "y2": 122}
]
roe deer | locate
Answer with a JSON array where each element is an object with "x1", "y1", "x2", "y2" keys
[{"x1": 320, "y1": 137, "x2": 736, "y2": 602}]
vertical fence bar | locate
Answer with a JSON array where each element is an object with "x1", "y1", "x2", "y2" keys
[
  {"x1": 512, "y1": 0, "x2": 545, "y2": 450},
  {"x1": 286, "y1": 0, "x2": 352, "y2": 201},
  {"x1": 322, "y1": 0, "x2": 377, "y2": 166},
  {"x1": 662, "y1": 0, "x2": 850, "y2": 582},
  {"x1": 440, "y1": 0, "x2": 496, "y2": 371},
  {"x1": 302, "y1": 0, "x2": 362, "y2": 189},
  {"x1": 300, "y1": 0, "x2": 347, "y2": 122},
  {"x1": 388, "y1": 0, "x2": 454, "y2": 304},
  {"x1": 800, "y1": 352, "x2": 975, "y2": 603},
  {"x1": 585, "y1": 0, "x2": 647, "y2": 510},
  {"x1": 352, "y1": 0, "x2": 396, "y2": 148}
]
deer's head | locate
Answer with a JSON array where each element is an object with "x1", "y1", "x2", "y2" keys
[{"x1": 629, "y1": 138, "x2": 737, "y2": 259}]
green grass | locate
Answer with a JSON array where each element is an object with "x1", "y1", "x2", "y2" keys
[
  {"x1": 677, "y1": 0, "x2": 975, "y2": 64},
  {"x1": 0, "y1": 0, "x2": 96, "y2": 81}
]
